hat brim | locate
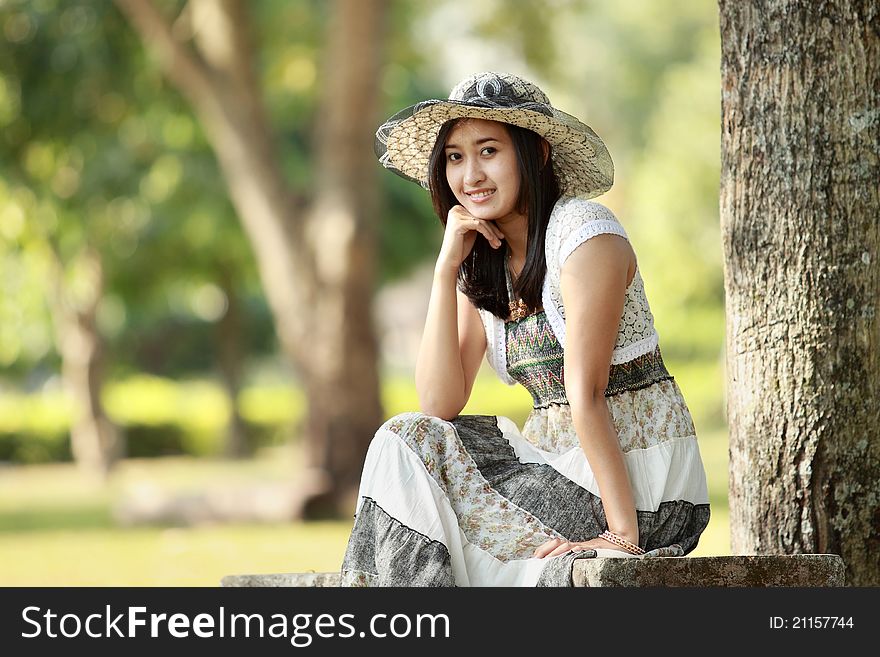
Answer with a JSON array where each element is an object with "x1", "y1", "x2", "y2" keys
[{"x1": 375, "y1": 98, "x2": 614, "y2": 199}]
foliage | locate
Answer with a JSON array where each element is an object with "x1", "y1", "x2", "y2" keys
[
  {"x1": 0, "y1": 0, "x2": 469, "y2": 390},
  {"x1": 0, "y1": 376, "x2": 285, "y2": 463},
  {"x1": 628, "y1": 26, "x2": 724, "y2": 361},
  {"x1": 0, "y1": 360, "x2": 724, "y2": 464},
  {"x1": 1, "y1": 0, "x2": 726, "y2": 376},
  {"x1": 0, "y1": 0, "x2": 265, "y2": 385}
]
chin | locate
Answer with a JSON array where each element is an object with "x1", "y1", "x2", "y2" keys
[
  {"x1": 467, "y1": 207, "x2": 495, "y2": 220},
  {"x1": 467, "y1": 203, "x2": 506, "y2": 221}
]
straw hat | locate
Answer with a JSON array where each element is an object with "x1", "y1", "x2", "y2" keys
[{"x1": 375, "y1": 71, "x2": 614, "y2": 199}]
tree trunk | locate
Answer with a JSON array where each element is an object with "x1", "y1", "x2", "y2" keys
[
  {"x1": 294, "y1": 0, "x2": 386, "y2": 518},
  {"x1": 215, "y1": 264, "x2": 250, "y2": 458},
  {"x1": 115, "y1": 0, "x2": 387, "y2": 516},
  {"x1": 719, "y1": 0, "x2": 880, "y2": 585},
  {"x1": 47, "y1": 246, "x2": 121, "y2": 478}
]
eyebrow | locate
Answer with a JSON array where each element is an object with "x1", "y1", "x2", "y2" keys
[{"x1": 444, "y1": 137, "x2": 500, "y2": 150}]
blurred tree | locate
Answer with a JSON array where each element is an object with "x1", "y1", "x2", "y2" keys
[
  {"x1": 0, "y1": 1, "x2": 264, "y2": 467},
  {"x1": 115, "y1": 0, "x2": 386, "y2": 517},
  {"x1": 719, "y1": 0, "x2": 879, "y2": 585},
  {"x1": 47, "y1": 240, "x2": 121, "y2": 475},
  {"x1": 0, "y1": 2, "x2": 139, "y2": 476}
]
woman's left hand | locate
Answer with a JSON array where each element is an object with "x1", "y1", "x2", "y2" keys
[{"x1": 533, "y1": 536, "x2": 624, "y2": 559}]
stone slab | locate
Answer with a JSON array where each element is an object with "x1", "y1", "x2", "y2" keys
[
  {"x1": 571, "y1": 554, "x2": 846, "y2": 587},
  {"x1": 221, "y1": 572, "x2": 341, "y2": 587},
  {"x1": 221, "y1": 554, "x2": 845, "y2": 587}
]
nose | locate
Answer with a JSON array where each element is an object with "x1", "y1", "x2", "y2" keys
[{"x1": 463, "y1": 157, "x2": 485, "y2": 186}]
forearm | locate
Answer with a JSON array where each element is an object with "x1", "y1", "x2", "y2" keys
[
  {"x1": 414, "y1": 265, "x2": 466, "y2": 419},
  {"x1": 570, "y1": 394, "x2": 639, "y2": 543}
]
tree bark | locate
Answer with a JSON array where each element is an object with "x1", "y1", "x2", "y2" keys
[
  {"x1": 719, "y1": 0, "x2": 880, "y2": 585},
  {"x1": 115, "y1": 0, "x2": 386, "y2": 516}
]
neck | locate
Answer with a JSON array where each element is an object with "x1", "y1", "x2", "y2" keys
[
  {"x1": 496, "y1": 213, "x2": 529, "y2": 264},
  {"x1": 505, "y1": 247, "x2": 526, "y2": 285}
]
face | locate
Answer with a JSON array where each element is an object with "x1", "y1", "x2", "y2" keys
[{"x1": 443, "y1": 119, "x2": 523, "y2": 224}]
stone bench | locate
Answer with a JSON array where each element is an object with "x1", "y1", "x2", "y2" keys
[{"x1": 221, "y1": 554, "x2": 846, "y2": 587}]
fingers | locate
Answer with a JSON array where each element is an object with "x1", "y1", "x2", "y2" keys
[
  {"x1": 458, "y1": 215, "x2": 502, "y2": 248},
  {"x1": 534, "y1": 538, "x2": 598, "y2": 559},
  {"x1": 534, "y1": 537, "x2": 569, "y2": 559},
  {"x1": 481, "y1": 223, "x2": 503, "y2": 249},
  {"x1": 448, "y1": 206, "x2": 505, "y2": 248}
]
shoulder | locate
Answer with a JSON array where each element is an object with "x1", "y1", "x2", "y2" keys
[
  {"x1": 548, "y1": 197, "x2": 629, "y2": 267},
  {"x1": 558, "y1": 203, "x2": 632, "y2": 309},
  {"x1": 561, "y1": 231, "x2": 632, "y2": 282},
  {"x1": 548, "y1": 196, "x2": 620, "y2": 227}
]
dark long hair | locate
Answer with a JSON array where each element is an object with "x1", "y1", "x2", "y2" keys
[{"x1": 428, "y1": 118, "x2": 561, "y2": 319}]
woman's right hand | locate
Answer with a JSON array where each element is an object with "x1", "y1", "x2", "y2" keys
[{"x1": 435, "y1": 205, "x2": 505, "y2": 274}]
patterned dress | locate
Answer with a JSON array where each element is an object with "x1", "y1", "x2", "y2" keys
[{"x1": 340, "y1": 199, "x2": 710, "y2": 587}]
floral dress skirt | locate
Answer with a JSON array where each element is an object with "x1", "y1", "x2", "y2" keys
[{"x1": 339, "y1": 310, "x2": 710, "y2": 586}]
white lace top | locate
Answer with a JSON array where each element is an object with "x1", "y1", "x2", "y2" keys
[{"x1": 478, "y1": 197, "x2": 659, "y2": 385}]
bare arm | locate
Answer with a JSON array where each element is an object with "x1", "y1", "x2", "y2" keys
[
  {"x1": 415, "y1": 274, "x2": 487, "y2": 419},
  {"x1": 560, "y1": 234, "x2": 639, "y2": 544},
  {"x1": 415, "y1": 205, "x2": 501, "y2": 419}
]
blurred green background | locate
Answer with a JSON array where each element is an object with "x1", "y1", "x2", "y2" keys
[{"x1": 0, "y1": 0, "x2": 727, "y2": 585}]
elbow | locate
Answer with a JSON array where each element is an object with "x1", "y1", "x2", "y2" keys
[{"x1": 566, "y1": 377, "x2": 609, "y2": 410}]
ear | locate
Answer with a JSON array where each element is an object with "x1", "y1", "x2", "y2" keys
[{"x1": 540, "y1": 139, "x2": 550, "y2": 167}]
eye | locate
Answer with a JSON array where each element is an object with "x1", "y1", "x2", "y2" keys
[
  {"x1": 447, "y1": 152, "x2": 461, "y2": 162},
  {"x1": 481, "y1": 146, "x2": 496, "y2": 156}
]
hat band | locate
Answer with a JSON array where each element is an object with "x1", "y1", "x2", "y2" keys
[{"x1": 422, "y1": 95, "x2": 554, "y2": 118}]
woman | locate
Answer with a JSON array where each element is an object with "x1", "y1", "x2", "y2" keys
[{"x1": 340, "y1": 72, "x2": 710, "y2": 586}]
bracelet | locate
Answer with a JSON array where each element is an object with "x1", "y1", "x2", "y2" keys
[{"x1": 599, "y1": 530, "x2": 645, "y2": 555}]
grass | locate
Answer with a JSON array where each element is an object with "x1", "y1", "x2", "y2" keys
[
  {"x1": 0, "y1": 448, "x2": 353, "y2": 586},
  {"x1": 0, "y1": 367, "x2": 730, "y2": 585},
  {"x1": 0, "y1": 523, "x2": 353, "y2": 587}
]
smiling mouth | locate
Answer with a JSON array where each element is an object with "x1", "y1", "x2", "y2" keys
[{"x1": 466, "y1": 189, "x2": 496, "y2": 201}]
